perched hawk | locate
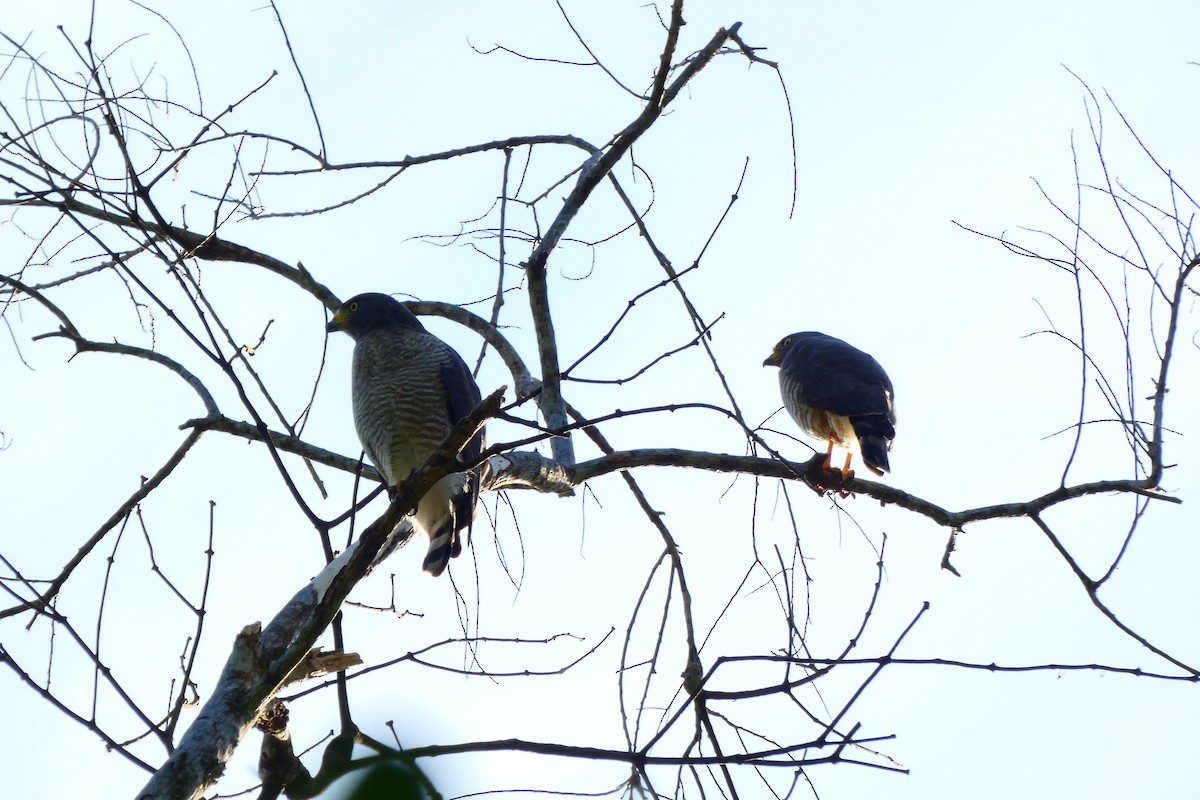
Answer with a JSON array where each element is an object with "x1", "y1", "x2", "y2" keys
[
  {"x1": 326, "y1": 292, "x2": 485, "y2": 576},
  {"x1": 764, "y1": 332, "x2": 895, "y2": 478}
]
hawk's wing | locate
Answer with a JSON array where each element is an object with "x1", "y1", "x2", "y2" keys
[{"x1": 782, "y1": 332, "x2": 894, "y2": 420}]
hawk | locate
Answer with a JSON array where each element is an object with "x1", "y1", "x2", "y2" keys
[
  {"x1": 326, "y1": 292, "x2": 485, "y2": 576},
  {"x1": 764, "y1": 332, "x2": 895, "y2": 479}
]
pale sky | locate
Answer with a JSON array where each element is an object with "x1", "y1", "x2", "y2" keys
[{"x1": 1, "y1": 1, "x2": 1198, "y2": 798}]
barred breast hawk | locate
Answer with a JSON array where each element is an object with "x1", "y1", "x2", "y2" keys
[
  {"x1": 764, "y1": 332, "x2": 895, "y2": 479},
  {"x1": 326, "y1": 292, "x2": 485, "y2": 576}
]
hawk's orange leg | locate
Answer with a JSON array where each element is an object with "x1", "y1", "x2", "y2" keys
[
  {"x1": 840, "y1": 451, "x2": 855, "y2": 481},
  {"x1": 820, "y1": 442, "x2": 856, "y2": 481}
]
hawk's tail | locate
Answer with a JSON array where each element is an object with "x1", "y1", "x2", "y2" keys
[
  {"x1": 851, "y1": 414, "x2": 895, "y2": 476},
  {"x1": 422, "y1": 523, "x2": 460, "y2": 577},
  {"x1": 858, "y1": 435, "x2": 890, "y2": 475},
  {"x1": 422, "y1": 468, "x2": 481, "y2": 577}
]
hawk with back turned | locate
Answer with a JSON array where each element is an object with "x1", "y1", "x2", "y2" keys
[
  {"x1": 764, "y1": 332, "x2": 895, "y2": 479},
  {"x1": 326, "y1": 292, "x2": 485, "y2": 576}
]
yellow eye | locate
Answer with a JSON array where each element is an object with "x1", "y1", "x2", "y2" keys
[
  {"x1": 782, "y1": 336, "x2": 791, "y2": 348},
  {"x1": 348, "y1": 301, "x2": 359, "y2": 312}
]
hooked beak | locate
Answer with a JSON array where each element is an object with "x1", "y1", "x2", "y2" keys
[
  {"x1": 763, "y1": 350, "x2": 782, "y2": 368},
  {"x1": 326, "y1": 307, "x2": 349, "y2": 334}
]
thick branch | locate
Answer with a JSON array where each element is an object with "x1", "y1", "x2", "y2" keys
[
  {"x1": 1148, "y1": 255, "x2": 1198, "y2": 482},
  {"x1": 492, "y1": 448, "x2": 1180, "y2": 526},
  {"x1": 138, "y1": 389, "x2": 503, "y2": 799},
  {"x1": 183, "y1": 410, "x2": 1181, "y2": 528},
  {"x1": 521, "y1": 17, "x2": 746, "y2": 468}
]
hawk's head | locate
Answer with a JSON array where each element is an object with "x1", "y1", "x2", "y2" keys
[{"x1": 326, "y1": 292, "x2": 426, "y2": 339}]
